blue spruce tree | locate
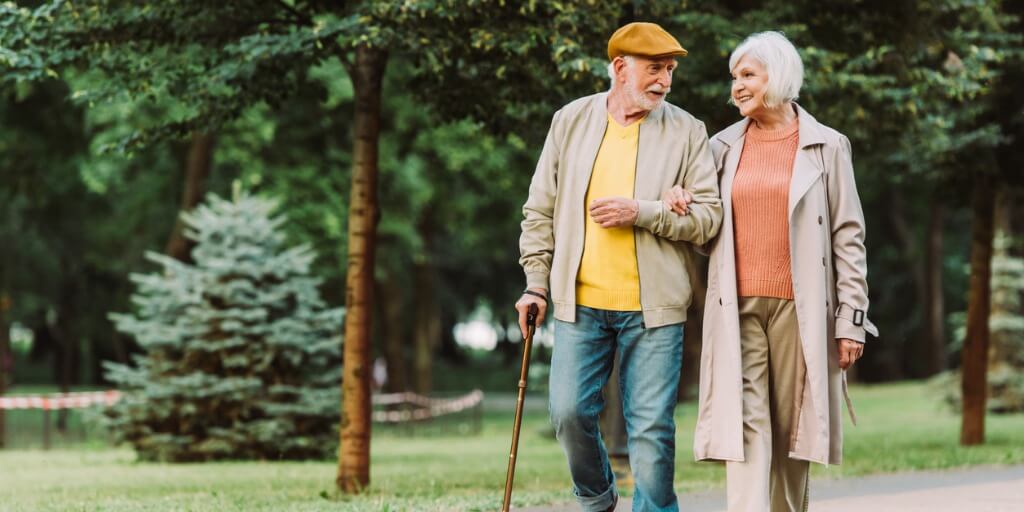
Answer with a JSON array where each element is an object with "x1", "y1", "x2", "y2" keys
[{"x1": 104, "y1": 191, "x2": 343, "y2": 461}]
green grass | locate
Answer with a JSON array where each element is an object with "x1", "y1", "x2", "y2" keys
[{"x1": 0, "y1": 381, "x2": 1021, "y2": 511}]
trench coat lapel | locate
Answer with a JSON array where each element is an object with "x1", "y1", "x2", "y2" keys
[
  {"x1": 788, "y1": 105, "x2": 828, "y2": 218},
  {"x1": 714, "y1": 117, "x2": 749, "y2": 278}
]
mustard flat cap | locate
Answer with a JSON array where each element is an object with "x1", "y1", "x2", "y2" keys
[{"x1": 607, "y1": 22, "x2": 688, "y2": 60}]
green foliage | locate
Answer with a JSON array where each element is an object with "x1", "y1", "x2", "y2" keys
[
  {"x1": 103, "y1": 192, "x2": 343, "y2": 462},
  {"x1": 0, "y1": 2, "x2": 62, "y2": 85},
  {"x1": 15, "y1": 0, "x2": 633, "y2": 148},
  {"x1": 3, "y1": 0, "x2": 1024, "y2": 390},
  {"x1": 0, "y1": 74, "x2": 187, "y2": 386}
]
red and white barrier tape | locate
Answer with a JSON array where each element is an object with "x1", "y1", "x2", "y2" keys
[
  {"x1": 0, "y1": 389, "x2": 483, "y2": 420},
  {"x1": 372, "y1": 390, "x2": 484, "y2": 423},
  {"x1": 0, "y1": 391, "x2": 122, "y2": 410}
]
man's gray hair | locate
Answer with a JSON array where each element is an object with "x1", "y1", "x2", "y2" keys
[
  {"x1": 729, "y1": 31, "x2": 803, "y2": 108},
  {"x1": 607, "y1": 55, "x2": 636, "y2": 90}
]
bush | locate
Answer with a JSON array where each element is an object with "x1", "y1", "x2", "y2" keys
[{"x1": 104, "y1": 192, "x2": 343, "y2": 461}]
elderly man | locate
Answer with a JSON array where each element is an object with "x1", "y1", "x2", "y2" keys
[{"x1": 516, "y1": 22, "x2": 722, "y2": 512}]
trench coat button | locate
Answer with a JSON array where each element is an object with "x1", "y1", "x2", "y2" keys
[
  {"x1": 719, "y1": 298, "x2": 723, "y2": 306},
  {"x1": 818, "y1": 215, "x2": 823, "y2": 225},
  {"x1": 822, "y1": 257, "x2": 826, "y2": 267}
]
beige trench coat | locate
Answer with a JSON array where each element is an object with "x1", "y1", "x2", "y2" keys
[{"x1": 692, "y1": 105, "x2": 878, "y2": 465}]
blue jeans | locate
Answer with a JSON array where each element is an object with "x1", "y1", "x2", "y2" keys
[{"x1": 549, "y1": 306, "x2": 684, "y2": 512}]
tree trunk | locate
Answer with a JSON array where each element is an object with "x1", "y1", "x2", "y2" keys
[
  {"x1": 165, "y1": 132, "x2": 216, "y2": 263},
  {"x1": 412, "y1": 260, "x2": 441, "y2": 394},
  {"x1": 55, "y1": 295, "x2": 79, "y2": 433},
  {"x1": 379, "y1": 276, "x2": 409, "y2": 393},
  {"x1": 337, "y1": 45, "x2": 387, "y2": 494},
  {"x1": 888, "y1": 189, "x2": 927, "y2": 378},
  {"x1": 437, "y1": 309, "x2": 465, "y2": 364},
  {"x1": 961, "y1": 177, "x2": 995, "y2": 445},
  {"x1": 412, "y1": 215, "x2": 441, "y2": 394},
  {"x1": 0, "y1": 293, "x2": 10, "y2": 449},
  {"x1": 987, "y1": 187, "x2": 1020, "y2": 412},
  {"x1": 923, "y1": 202, "x2": 947, "y2": 376}
]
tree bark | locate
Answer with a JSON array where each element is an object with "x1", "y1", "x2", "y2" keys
[
  {"x1": 888, "y1": 189, "x2": 927, "y2": 378},
  {"x1": 379, "y1": 276, "x2": 409, "y2": 393},
  {"x1": 337, "y1": 45, "x2": 387, "y2": 494},
  {"x1": 53, "y1": 299, "x2": 78, "y2": 433},
  {"x1": 961, "y1": 177, "x2": 995, "y2": 446},
  {"x1": 0, "y1": 293, "x2": 10, "y2": 449},
  {"x1": 923, "y1": 202, "x2": 947, "y2": 376},
  {"x1": 987, "y1": 187, "x2": 1018, "y2": 412},
  {"x1": 412, "y1": 216, "x2": 441, "y2": 395},
  {"x1": 412, "y1": 260, "x2": 441, "y2": 394},
  {"x1": 165, "y1": 132, "x2": 216, "y2": 263}
]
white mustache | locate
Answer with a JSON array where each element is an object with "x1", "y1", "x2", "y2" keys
[{"x1": 646, "y1": 86, "x2": 670, "y2": 94}]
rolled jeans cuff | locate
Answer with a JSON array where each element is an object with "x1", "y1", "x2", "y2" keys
[{"x1": 575, "y1": 481, "x2": 618, "y2": 512}]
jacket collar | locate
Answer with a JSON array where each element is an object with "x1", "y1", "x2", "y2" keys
[{"x1": 717, "y1": 103, "x2": 826, "y2": 149}]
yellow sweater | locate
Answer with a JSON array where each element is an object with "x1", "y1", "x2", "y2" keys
[{"x1": 575, "y1": 114, "x2": 642, "y2": 311}]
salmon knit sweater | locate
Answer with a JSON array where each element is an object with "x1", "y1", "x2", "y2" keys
[{"x1": 732, "y1": 119, "x2": 800, "y2": 300}]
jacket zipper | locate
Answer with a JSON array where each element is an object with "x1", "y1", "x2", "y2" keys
[
  {"x1": 634, "y1": 121, "x2": 644, "y2": 327},
  {"x1": 573, "y1": 119, "x2": 609, "y2": 307}
]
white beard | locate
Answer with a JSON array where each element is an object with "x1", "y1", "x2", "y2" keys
[{"x1": 627, "y1": 74, "x2": 669, "y2": 111}]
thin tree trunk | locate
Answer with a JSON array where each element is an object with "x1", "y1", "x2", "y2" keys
[
  {"x1": 889, "y1": 189, "x2": 928, "y2": 378},
  {"x1": 988, "y1": 187, "x2": 1016, "y2": 412},
  {"x1": 437, "y1": 309, "x2": 465, "y2": 364},
  {"x1": 961, "y1": 177, "x2": 995, "y2": 446},
  {"x1": 111, "y1": 333, "x2": 129, "y2": 365},
  {"x1": 379, "y1": 276, "x2": 409, "y2": 393},
  {"x1": 55, "y1": 297, "x2": 78, "y2": 433},
  {"x1": 412, "y1": 263, "x2": 441, "y2": 394},
  {"x1": 0, "y1": 293, "x2": 10, "y2": 449},
  {"x1": 923, "y1": 202, "x2": 947, "y2": 376},
  {"x1": 165, "y1": 132, "x2": 215, "y2": 263},
  {"x1": 412, "y1": 219, "x2": 440, "y2": 394},
  {"x1": 337, "y1": 45, "x2": 386, "y2": 494}
]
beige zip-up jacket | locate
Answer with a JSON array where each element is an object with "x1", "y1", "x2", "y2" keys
[{"x1": 519, "y1": 92, "x2": 723, "y2": 328}]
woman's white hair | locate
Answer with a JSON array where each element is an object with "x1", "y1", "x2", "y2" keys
[{"x1": 729, "y1": 31, "x2": 803, "y2": 108}]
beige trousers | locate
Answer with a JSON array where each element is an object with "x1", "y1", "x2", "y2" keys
[{"x1": 726, "y1": 297, "x2": 810, "y2": 512}]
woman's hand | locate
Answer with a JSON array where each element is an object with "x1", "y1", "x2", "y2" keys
[
  {"x1": 837, "y1": 338, "x2": 864, "y2": 369},
  {"x1": 661, "y1": 185, "x2": 693, "y2": 216}
]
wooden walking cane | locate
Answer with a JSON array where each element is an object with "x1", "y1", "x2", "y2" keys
[{"x1": 501, "y1": 302, "x2": 539, "y2": 512}]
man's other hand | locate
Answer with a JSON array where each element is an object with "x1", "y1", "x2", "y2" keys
[
  {"x1": 515, "y1": 289, "x2": 548, "y2": 339},
  {"x1": 590, "y1": 197, "x2": 639, "y2": 228}
]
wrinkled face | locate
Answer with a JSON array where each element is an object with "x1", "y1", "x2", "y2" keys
[
  {"x1": 731, "y1": 54, "x2": 770, "y2": 118},
  {"x1": 619, "y1": 56, "x2": 676, "y2": 111}
]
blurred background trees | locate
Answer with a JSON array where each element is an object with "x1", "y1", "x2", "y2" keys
[{"x1": 1, "y1": 0, "x2": 1023, "y2": 488}]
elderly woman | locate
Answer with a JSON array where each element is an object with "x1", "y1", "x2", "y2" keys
[{"x1": 664, "y1": 32, "x2": 878, "y2": 511}]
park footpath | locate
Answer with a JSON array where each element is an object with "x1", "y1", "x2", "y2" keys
[{"x1": 516, "y1": 464, "x2": 1024, "y2": 512}]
